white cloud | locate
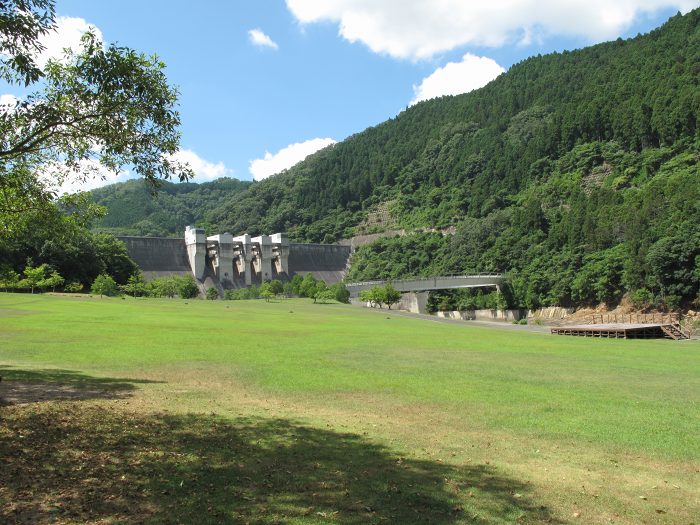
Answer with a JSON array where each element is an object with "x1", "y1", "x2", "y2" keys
[
  {"x1": 38, "y1": 157, "x2": 131, "y2": 195},
  {"x1": 248, "y1": 28, "x2": 279, "y2": 50},
  {"x1": 0, "y1": 93, "x2": 18, "y2": 105},
  {"x1": 168, "y1": 148, "x2": 232, "y2": 182},
  {"x1": 286, "y1": 0, "x2": 696, "y2": 60},
  {"x1": 59, "y1": 166, "x2": 132, "y2": 194},
  {"x1": 36, "y1": 16, "x2": 103, "y2": 68},
  {"x1": 411, "y1": 54, "x2": 505, "y2": 105},
  {"x1": 40, "y1": 148, "x2": 228, "y2": 195},
  {"x1": 0, "y1": 93, "x2": 19, "y2": 111},
  {"x1": 250, "y1": 138, "x2": 336, "y2": 181}
]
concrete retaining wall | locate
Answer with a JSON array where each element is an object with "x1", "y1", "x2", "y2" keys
[
  {"x1": 437, "y1": 309, "x2": 529, "y2": 322},
  {"x1": 529, "y1": 306, "x2": 576, "y2": 320}
]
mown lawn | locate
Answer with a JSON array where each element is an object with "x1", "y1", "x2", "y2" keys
[{"x1": 1, "y1": 293, "x2": 698, "y2": 524}]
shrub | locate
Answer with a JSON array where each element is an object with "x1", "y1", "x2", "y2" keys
[
  {"x1": 206, "y1": 287, "x2": 219, "y2": 300},
  {"x1": 260, "y1": 282, "x2": 274, "y2": 302},
  {"x1": 664, "y1": 294, "x2": 681, "y2": 311},
  {"x1": 314, "y1": 289, "x2": 336, "y2": 304},
  {"x1": 64, "y1": 281, "x2": 83, "y2": 293},
  {"x1": 0, "y1": 269, "x2": 20, "y2": 292},
  {"x1": 121, "y1": 272, "x2": 149, "y2": 297},
  {"x1": 177, "y1": 275, "x2": 199, "y2": 299},
  {"x1": 224, "y1": 285, "x2": 261, "y2": 300},
  {"x1": 298, "y1": 274, "x2": 318, "y2": 298},
  {"x1": 147, "y1": 277, "x2": 178, "y2": 298},
  {"x1": 630, "y1": 288, "x2": 653, "y2": 310},
  {"x1": 91, "y1": 274, "x2": 119, "y2": 297},
  {"x1": 21, "y1": 264, "x2": 50, "y2": 294},
  {"x1": 245, "y1": 285, "x2": 261, "y2": 300},
  {"x1": 330, "y1": 283, "x2": 350, "y2": 304},
  {"x1": 269, "y1": 279, "x2": 284, "y2": 295},
  {"x1": 38, "y1": 270, "x2": 64, "y2": 292}
]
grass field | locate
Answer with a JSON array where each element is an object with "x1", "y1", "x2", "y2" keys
[{"x1": 1, "y1": 293, "x2": 698, "y2": 524}]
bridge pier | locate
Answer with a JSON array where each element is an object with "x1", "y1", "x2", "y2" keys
[{"x1": 400, "y1": 291, "x2": 429, "y2": 314}]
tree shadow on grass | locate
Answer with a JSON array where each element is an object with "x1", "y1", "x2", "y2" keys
[
  {"x1": 0, "y1": 366, "x2": 163, "y2": 405},
  {"x1": 1, "y1": 402, "x2": 565, "y2": 524}
]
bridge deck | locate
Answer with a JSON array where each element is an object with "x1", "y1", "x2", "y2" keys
[{"x1": 346, "y1": 274, "x2": 504, "y2": 295}]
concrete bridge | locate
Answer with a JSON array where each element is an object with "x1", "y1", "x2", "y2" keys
[{"x1": 346, "y1": 274, "x2": 504, "y2": 314}]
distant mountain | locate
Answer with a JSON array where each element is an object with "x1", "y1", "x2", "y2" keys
[{"x1": 89, "y1": 177, "x2": 251, "y2": 237}]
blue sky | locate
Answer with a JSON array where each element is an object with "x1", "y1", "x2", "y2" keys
[{"x1": 5, "y1": 1, "x2": 697, "y2": 188}]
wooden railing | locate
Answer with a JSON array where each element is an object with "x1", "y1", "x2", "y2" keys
[{"x1": 585, "y1": 312, "x2": 680, "y2": 325}]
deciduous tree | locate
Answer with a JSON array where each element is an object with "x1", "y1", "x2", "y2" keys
[
  {"x1": 0, "y1": 1, "x2": 192, "y2": 231},
  {"x1": 91, "y1": 274, "x2": 118, "y2": 297}
]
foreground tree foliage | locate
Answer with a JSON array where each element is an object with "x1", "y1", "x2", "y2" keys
[
  {"x1": 0, "y1": 25, "x2": 191, "y2": 227},
  {"x1": 0, "y1": 0, "x2": 190, "y2": 289},
  {"x1": 0, "y1": 0, "x2": 55, "y2": 87}
]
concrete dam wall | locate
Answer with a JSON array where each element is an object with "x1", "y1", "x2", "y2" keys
[
  {"x1": 288, "y1": 243, "x2": 350, "y2": 284},
  {"x1": 118, "y1": 236, "x2": 192, "y2": 281},
  {"x1": 118, "y1": 236, "x2": 351, "y2": 287}
]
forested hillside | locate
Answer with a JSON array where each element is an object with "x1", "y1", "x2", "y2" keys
[
  {"x1": 92, "y1": 10, "x2": 699, "y2": 310},
  {"x1": 90, "y1": 178, "x2": 251, "y2": 237},
  {"x1": 208, "y1": 10, "x2": 700, "y2": 310}
]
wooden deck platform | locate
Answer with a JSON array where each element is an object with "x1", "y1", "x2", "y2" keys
[{"x1": 551, "y1": 323, "x2": 689, "y2": 340}]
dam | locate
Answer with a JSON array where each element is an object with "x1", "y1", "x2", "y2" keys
[{"x1": 118, "y1": 227, "x2": 351, "y2": 293}]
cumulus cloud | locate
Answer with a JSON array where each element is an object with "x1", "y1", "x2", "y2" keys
[
  {"x1": 248, "y1": 28, "x2": 279, "y2": 50},
  {"x1": 58, "y1": 166, "x2": 132, "y2": 194},
  {"x1": 42, "y1": 148, "x2": 229, "y2": 194},
  {"x1": 249, "y1": 138, "x2": 336, "y2": 181},
  {"x1": 36, "y1": 16, "x2": 103, "y2": 67},
  {"x1": 411, "y1": 54, "x2": 505, "y2": 105},
  {"x1": 37, "y1": 157, "x2": 131, "y2": 195},
  {"x1": 286, "y1": 0, "x2": 696, "y2": 60},
  {"x1": 0, "y1": 93, "x2": 19, "y2": 111},
  {"x1": 168, "y1": 149, "x2": 232, "y2": 182}
]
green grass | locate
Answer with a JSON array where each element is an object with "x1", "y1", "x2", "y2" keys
[{"x1": 1, "y1": 293, "x2": 699, "y2": 524}]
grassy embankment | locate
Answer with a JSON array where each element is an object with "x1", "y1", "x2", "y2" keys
[{"x1": 1, "y1": 293, "x2": 698, "y2": 524}]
